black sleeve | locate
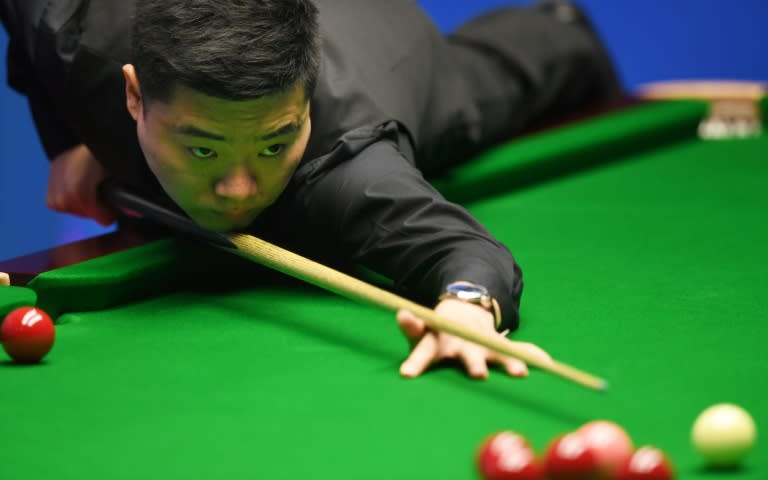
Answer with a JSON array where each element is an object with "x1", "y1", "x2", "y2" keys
[
  {"x1": 1, "y1": 0, "x2": 80, "y2": 159},
  {"x1": 293, "y1": 138, "x2": 523, "y2": 331}
]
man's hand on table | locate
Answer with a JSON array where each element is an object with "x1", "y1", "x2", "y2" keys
[
  {"x1": 397, "y1": 298, "x2": 552, "y2": 379},
  {"x1": 47, "y1": 144, "x2": 116, "y2": 226}
]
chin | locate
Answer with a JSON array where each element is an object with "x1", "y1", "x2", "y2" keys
[
  {"x1": 203, "y1": 223, "x2": 232, "y2": 233},
  {"x1": 189, "y1": 215, "x2": 232, "y2": 232},
  {"x1": 196, "y1": 215, "x2": 256, "y2": 232}
]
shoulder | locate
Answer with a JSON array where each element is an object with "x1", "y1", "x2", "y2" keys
[
  {"x1": 307, "y1": 1, "x2": 449, "y2": 160},
  {"x1": 3, "y1": 0, "x2": 134, "y2": 83},
  {"x1": 298, "y1": 122, "x2": 416, "y2": 184}
]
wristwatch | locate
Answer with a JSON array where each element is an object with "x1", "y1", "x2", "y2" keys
[{"x1": 438, "y1": 281, "x2": 502, "y2": 329}]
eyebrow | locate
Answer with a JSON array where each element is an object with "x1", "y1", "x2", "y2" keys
[
  {"x1": 173, "y1": 125, "x2": 227, "y2": 141},
  {"x1": 173, "y1": 120, "x2": 302, "y2": 142},
  {"x1": 261, "y1": 121, "x2": 301, "y2": 141}
]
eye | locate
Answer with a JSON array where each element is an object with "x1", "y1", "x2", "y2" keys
[
  {"x1": 187, "y1": 147, "x2": 217, "y2": 159},
  {"x1": 260, "y1": 144, "x2": 285, "y2": 157}
]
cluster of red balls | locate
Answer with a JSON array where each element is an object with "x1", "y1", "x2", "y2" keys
[
  {"x1": 477, "y1": 420, "x2": 674, "y2": 480},
  {"x1": 0, "y1": 306, "x2": 56, "y2": 363}
]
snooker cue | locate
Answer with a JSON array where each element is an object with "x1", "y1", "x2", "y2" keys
[
  {"x1": 227, "y1": 233, "x2": 606, "y2": 391},
  {"x1": 101, "y1": 181, "x2": 607, "y2": 391}
]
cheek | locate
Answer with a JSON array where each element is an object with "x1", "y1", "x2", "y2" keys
[
  {"x1": 137, "y1": 135, "x2": 209, "y2": 206},
  {"x1": 280, "y1": 135, "x2": 309, "y2": 176},
  {"x1": 136, "y1": 122, "x2": 164, "y2": 171},
  {"x1": 270, "y1": 147, "x2": 305, "y2": 187},
  {"x1": 137, "y1": 127, "x2": 183, "y2": 180}
]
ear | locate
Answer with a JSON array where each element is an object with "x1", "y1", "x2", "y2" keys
[{"x1": 122, "y1": 64, "x2": 143, "y2": 121}]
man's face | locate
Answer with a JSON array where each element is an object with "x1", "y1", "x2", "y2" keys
[{"x1": 123, "y1": 66, "x2": 311, "y2": 231}]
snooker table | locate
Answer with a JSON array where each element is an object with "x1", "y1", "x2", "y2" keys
[{"x1": 1, "y1": 99, "x2": 767, "y2": 479}]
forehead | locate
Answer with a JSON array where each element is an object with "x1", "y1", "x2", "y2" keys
[{"x1": 148, "y1": 82, "x2": 309, "y2": 129}]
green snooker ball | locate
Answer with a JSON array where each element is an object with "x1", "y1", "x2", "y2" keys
[{"x1": 691, "y1": 403, "x2": 757, "y2": 468}]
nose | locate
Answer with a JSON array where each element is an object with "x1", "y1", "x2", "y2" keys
[{"x1": 215, "y1": 166, "x2": 259, "y2": 201}]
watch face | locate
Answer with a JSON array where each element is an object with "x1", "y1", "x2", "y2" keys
[
  {"x1": 443, "y1": 282, "x2": 499, "y2": 328},
  {"x1": 447, "y1": 282, "x2": 489, "y2": 301}
]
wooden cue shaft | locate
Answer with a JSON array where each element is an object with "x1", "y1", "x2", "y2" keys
[{"x1": 226, "y1": 233, "x2": 607, "y2": 391}]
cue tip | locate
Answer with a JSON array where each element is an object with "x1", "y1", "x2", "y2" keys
[{"x1": 0, "y1": 272, "x2": 10, "y2": 287}]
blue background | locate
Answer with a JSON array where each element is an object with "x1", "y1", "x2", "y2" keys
[{"x1": 1, "y1": 0, "x2": 766, "y2": 261}]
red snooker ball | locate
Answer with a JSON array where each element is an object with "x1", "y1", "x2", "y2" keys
[
  {"x1": 1, "y1": 307, "x2": 55, "y2": 363},
  {"x1": 616, "y1": 446, "x2": 674, "y2": 480},
  {"x1": 477, "y1": 431, "x2": 544, "y2": 480},
  {"x1": 544, "y1": 433, "x2": 600, "y2": 480},
  {"x1": 578, "y1": 420, "x2": 634, "y2": 478}
]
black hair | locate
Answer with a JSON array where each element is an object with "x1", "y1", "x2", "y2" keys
[{"x1": 132, "y1": 0, "x2": 321, "y2": 103}]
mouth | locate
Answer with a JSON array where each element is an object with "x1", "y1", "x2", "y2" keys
[
  {"x1": 214, "y1": 205, "x2": 263, "y2": 221},
  {"x1": 211, "y1": 203, "x2": 252, "y2": 213},
  {"x1": 218, "y1": 209, "x2": 252, "y2": 220}
]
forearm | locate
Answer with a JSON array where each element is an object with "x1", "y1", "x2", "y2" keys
[
  {"x1": 291, "y1": 140, "x2": 523, "y2": 331},
  {"x1": 413, "y1": 249, "x2": 521, "y2": 332}
]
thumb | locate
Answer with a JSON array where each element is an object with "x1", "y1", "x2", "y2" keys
[
  {"x1": 396, "y1": 309, "x2": 426, "y2": 348},
  {"x1": 89, "y1": 203, "x2": 117, "y2": 227}
]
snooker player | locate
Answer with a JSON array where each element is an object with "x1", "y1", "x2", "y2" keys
[{"x1": 0, "y1": 0, "x2": 621, "y2": 378}]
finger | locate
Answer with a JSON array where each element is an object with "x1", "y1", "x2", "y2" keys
[
  {"x1": 458, "y1": 345, "x2": 490, "y2": 379},
  {"x1": 400, "y1": 332, "x2": 438, "y2": 378},
  {"x1": 48, "y1": 189, "x2": 86, "y2": 216},
  {"x1": 87, "y1": 203, "x2": 117, "y2": 227},
  {"x1": 46, "y1": 190, "x2": 63, "y2": 212},
  {"x1": 496, "y1": 355, "x2": 529, "y2": 377},
  {"x1": 82, "y1": 174, "x2": 113, "y2": 226},
  {"x1": 67, "y1": 195, "x2": 89, "y2": 218},
  {"x1": 396, "y1": 310, "x2": 426, "y2": 348}
]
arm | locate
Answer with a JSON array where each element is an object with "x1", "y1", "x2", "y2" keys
[
  {"x1": 2, "y1": 3, "x2": 114, "y2": 225},
  {"x1": 291, "y1": 138, "x2": 549, "y2": 377},
  {"x1": 298, "y1": 139, "x2": 522, "y2": 331}
]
